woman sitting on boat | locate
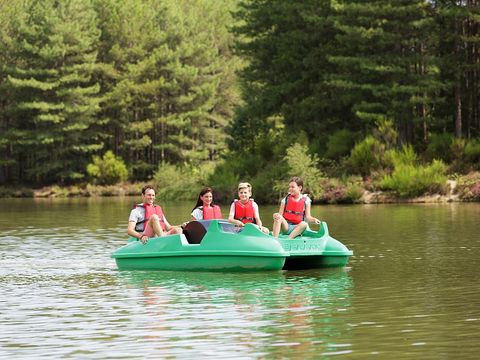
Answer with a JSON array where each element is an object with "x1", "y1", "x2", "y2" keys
[
  {"x1": 128, "y1": 185, "x2": 183, "y2": 244},
  {"x1": 191, "y1": 187, "x2": 222, "y2": 220},
  {"x1": 272, "y1": 176, "x2": 321, "y2": 238},
  {"x1": 228, "y1": 182, "x2": 269, "y2": 234}
]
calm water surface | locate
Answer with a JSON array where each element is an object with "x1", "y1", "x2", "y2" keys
[{"x1": 1, "y1": 198, "x2": 479, "y2": 359}]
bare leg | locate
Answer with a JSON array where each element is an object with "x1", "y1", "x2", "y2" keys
[
  {"x1": 288, "y1": 221, "x2": 308, "y2": 239},
  {"x1": 166, "y1": 227, "x2": 183, "y2": 235},
  {"x1": 148, "y1": 214, "x2": 164, "y2": 237},
  {"x1": 272, "y1": 213, "x2": 288, "y2": 238}
]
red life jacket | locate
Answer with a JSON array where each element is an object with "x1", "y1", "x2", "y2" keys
[
  {"x1": 134, "y1": 203, "x2": 166, "y2": 231},
  {"x1": 201, "y1": 205, "x2": 222, "y2": 220},
  {"x1": 283, "y1": 194, "x2": 306, "y2": 224},
  {"x1": 234, "y1": 199, "x2": 256, "y2": 224}
]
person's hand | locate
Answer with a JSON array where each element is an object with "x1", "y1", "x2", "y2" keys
[
  {"x1": 139, "y1": 234, "x2": 148, "y2": 244},
  {"x1": 273, "y1": 213, "x2": 282, "y2": 221},
  {"x1": 314, "y1": 218, "x2": 321, "y2": 225}
]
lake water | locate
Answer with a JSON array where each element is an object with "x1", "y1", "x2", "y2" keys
[{"x1": 1, "y1": 198, "x2": 479, "y2": 359}]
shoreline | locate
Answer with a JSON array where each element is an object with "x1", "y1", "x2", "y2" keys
[{"x1": 0, "y1": 181, "x2": 478, "y2": 204}]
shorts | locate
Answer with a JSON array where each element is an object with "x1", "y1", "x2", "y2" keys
[{"x1": 281, "y1": 223, "x2": 297, "y2": 235}]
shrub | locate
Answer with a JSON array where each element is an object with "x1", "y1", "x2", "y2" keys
[
  {"x1": 465, "y1": 139, "x2": 480, "y2": 169},
  {"x1": 450, "y1": 138, "x2": 467, "y2": 172},
  {"x1": 380, "y1": 159, "x2": 447, "y2": 197},
  {"x1": 316, "y1": 177, "x2": 364, "y2": 204},
  {"x1": 275, "y1": 143, "x2": 324, "y2": 200},
  {"x1": 455, "y1": 172, "x2": 480, "y2": 201},
  {"x1": 425, "y1": 133, "x2": 453, "y2": 162},
  {"x1": 385, "y1": 145, "x2": 418, "y2": 166},
  {"x1": 207, "y1": 161, "x2": 239, "y2": 203},
  {"x1": 153, "y1": 162, "x2": 215, "y2": 201},
  {"x1": 374, "y1": 118, "x2": 397, "y2": 149},
  {"x1": 86, "y1": 151, "x2": 128, "y2": 185},
  {"x1": 347, "y1": 136, "x2": 384, "y2": 177},
  {"x1": 324, "y1": 129, "x2": 357, "y2": 160}
]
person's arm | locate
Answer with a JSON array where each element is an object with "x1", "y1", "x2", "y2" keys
[
  {"x1": 128, "y1": 221, "x2": 148, "y2": 243},
  {"x1": 304, "y1": 201, "x2": 320, "y2": 224},
  {"x1": 253, "y1": 202, "x2": 263, "y2": 227},
  {"x1": 163, "y1": 214, "x2": 183, "y2": 231},
  {"x1": 228, "y1": 202, "x2": 243, "y2": 227}
]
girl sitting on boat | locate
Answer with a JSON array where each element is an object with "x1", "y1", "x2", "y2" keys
[
  {"x1": 272, "y1": 176, "x2": 321, "y2": 238},
  {"x1": 228, "y1": 182, "x2": 269, "y2": 234},
  {"x1": 191, "y1": 187, "x2": 222, "y2": 220}
]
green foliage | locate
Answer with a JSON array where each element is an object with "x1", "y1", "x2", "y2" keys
[
  {"x1": 332, "y1": 1, "x2": 441, "y2": 144},
  {"x1": 324, "y1": 129, "x2": 357, "y2": 160},
  {"x1": 347, "y1": 136, "x2": 384, "y2": 177},
  {"x1": 465, "y1": 139, "x2": 480, "y2": 169},
  {"x1": 94, "y1": 0, "x2": 240, "y2": 181},
  {"x1": 87, "y1": 151, "x2": 128, "y2": 185},
  {"x1": 153, "y1": 162, "x2": 216, "y2": 201},
  {"x1": 425, "y1": 133, "x2": 454, "y2": 162},
  {"x1": 380, "y1": 161, "x2": 446, "y2": 198},
  {"x1": 279, "y1": 143, "x2": 324, "y2": 199},
  {"x1": 318, "y1": 177, "x2": 364, "y2": 204},
  {"x1": 455, "y1": 172, "x2": 480, "y2": 201},
  {"x1": 374, "y1": 118, "x2": 398, "y2": 149},
  {"x1": 449, "y1": 138, "x2": 466, "y2": 172},
  {"x1": 1, "y1": 0, "x2": 101, "y2": 184},
  {"x1": 232, "y1": 0, "x2": 355, "y2": 154},
  {"x1": 206, "y1": 160, "x2": 239, "y2": 203},
  {"x1": 380, "y1": 147, "x2": 447, "y2": 197},
  {"x1": 386, "y1": 145, "x2": 418, "y2": 167}
]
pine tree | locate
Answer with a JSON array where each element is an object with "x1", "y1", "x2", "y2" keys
[
  {"x1": 94, "y1": 0, "x2": 239, "y2": 180},
  {"x1": 231, "y1": 0, "x2": 353, "y2": 155},
  {"x1": 434, "y1": 0, "x2": 480, "y2": 138},
  {"x1": 3, "y1": 0, "x2": 101, "y2": 183},
  {"x1": 330, "y1": 0, "x2": 442, "y2": 144}
]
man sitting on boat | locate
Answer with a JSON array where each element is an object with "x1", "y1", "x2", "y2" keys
[{"x1": 128, "y1": 185, "x2": 183, "y2": 244}]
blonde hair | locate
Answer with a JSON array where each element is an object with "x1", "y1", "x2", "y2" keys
[{"x1": 238, "y1": 182, "x2": 252, "y2": 191}]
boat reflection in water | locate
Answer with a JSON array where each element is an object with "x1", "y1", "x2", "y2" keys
[{"x1": 117, "y1": 268, "x2": 353, "y2": 358}]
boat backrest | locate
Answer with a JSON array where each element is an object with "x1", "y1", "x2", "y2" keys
[{"x1": 183, "y1": 220, "x2": 207, "y2": 244}]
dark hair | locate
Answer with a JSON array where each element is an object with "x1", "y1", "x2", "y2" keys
[
  {"x1": 141, "y1": 184, "x2": 155, "y2": 195},
  {"x1": 192, "y1": 187, "x2": 214, "y2": 211},
  {"x1": 289, "y1": 176, "x2": 303, "y2": 190}
]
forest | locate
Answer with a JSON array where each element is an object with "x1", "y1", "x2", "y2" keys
[{"x1": 1, "y1": 0, "x2": 479, "y2": 202}]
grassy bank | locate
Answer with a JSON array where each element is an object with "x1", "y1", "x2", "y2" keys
[{"x1": 1, "y1": 172, "x2": 479, "y2": 204}]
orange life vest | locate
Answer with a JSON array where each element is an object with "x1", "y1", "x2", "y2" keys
[
  {"x1": 234, "y1": 199, "x2": 256, "y2": 224},
  {"x1": 134, "y1": 203, "x2": 166, "y2": 231},
  {"x1": 201, "y1": 205, "x2": 222, "y2": 220},
  {"x1": 283, "y1": 194, "x2": 306, "y2": 224}
]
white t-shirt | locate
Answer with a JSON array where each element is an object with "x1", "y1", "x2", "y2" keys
[
  {"x1": 191, "y1": 207, "x2": 204, "y2": 220},
  {"x1": 228, "y1": 199, "x2": 260, "y2": 219}
]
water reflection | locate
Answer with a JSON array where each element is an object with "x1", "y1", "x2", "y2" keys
[
  {"x1": 2, "y1": 199, "x2": 480, "y2": 358},
  {"x1": 117, "y1": 269, "x2": 353, "y2": 358}
]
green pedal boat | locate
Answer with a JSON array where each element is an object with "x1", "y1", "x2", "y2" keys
[{"x1": 111, "y1": 220, "x2": 352, "y2": 271}]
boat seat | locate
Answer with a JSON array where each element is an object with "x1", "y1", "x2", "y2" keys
[{"x1": 183, "y1": 220, "x2": 207, "y2": 244}]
